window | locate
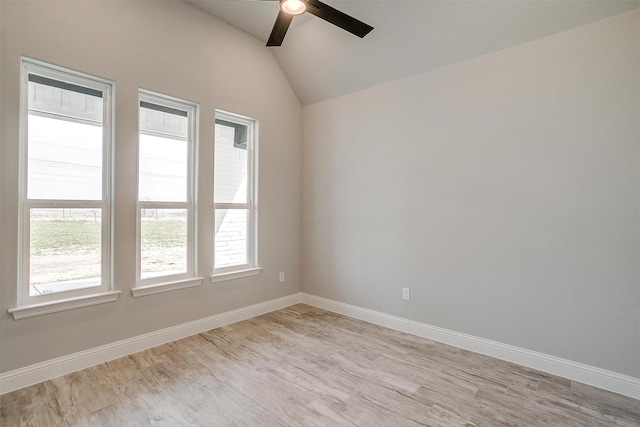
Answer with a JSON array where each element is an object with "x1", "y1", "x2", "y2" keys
[
  {"x1": 11, "y1": 58, "x2": 119, "y2": 318},
  {"x1": 212, "y1": 110, "x2": 260, "y2": 282},
  {"x1": 132, "y1": 90, "x2": 201, "y2": 297}
]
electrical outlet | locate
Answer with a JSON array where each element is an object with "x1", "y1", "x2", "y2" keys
[
  {"x1": 279, "y1": 272, "x2": 285, "y2": 283},
  {"x1": 402, "y1": 287, "x2": 410, "y2": 300}
]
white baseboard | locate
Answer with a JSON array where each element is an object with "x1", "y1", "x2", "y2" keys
[
  {"x1": 0, "y1": 293, "x2": 303, "y2": 395},
  {"x1": 3, "y1": 292, "x2": 638, "y2": 400},
  {"x1": 301, "y1": 293, "x2": 640, "y2": 400}
]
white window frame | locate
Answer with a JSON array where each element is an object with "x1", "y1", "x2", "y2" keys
[
  {"x1": 10, "y1": 58, "x2": 120, "y2": 320},
  {"x1": 211, "y1": 110, "x2": 261, "y2": 283},
  {"x1": 131, "y1": 90, "x2": 202, "y2": 297}
]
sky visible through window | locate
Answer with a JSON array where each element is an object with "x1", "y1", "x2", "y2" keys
[
  {"x1": 139, "y1": 134, "x2": 188, "y2": 202},
  {"x1": 28, "y1": 115, "x2": 103, "y2": 200},
  {"x1": 28, "y1": 120, "x2": 188, "y2": 202}
]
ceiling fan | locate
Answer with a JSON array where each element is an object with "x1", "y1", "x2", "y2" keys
[{"x1": 266, "y1": 0, "x2": 374, "y2": 47}]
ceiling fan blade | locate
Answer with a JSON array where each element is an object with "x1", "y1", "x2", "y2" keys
[
  {"x1": 267, "y1": 10, "x2": 294, "y2": 46},
  {"x1": 305, "y1": 0, "x2": 373, "y2": 38}
]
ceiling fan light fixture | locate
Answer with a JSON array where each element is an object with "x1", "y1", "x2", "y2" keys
[
  {"x1": 280, "y1": 0, "x2": 306, "y2": 16},
  {"x1": 267, "y1": 0, "x2": 373, "y2": 47}
]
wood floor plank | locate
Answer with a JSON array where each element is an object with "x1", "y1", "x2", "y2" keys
[{"x1": 1, "y1": 304, "x2": 639, "y2": 426}]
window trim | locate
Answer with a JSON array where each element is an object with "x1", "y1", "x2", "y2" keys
[
  {"x1": 12, "y1": 58, "x2": 118, "y2": 317},
  {"x1": 132, "y1": 90, "x2": 202, "y2": 297},
  {"x1": 211, "y1": 110, "x2": 260, "y2": 281},
  {"x1": 8, "y1": 291, "x2": 121, "y2": 320},
  {"x1": 210, "y1": 267, "x2": 263, "y2": 284}
]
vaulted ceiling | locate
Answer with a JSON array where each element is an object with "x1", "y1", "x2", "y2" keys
[{"x1": 185, "y1": 0, "x2": 640, "y2": 106}]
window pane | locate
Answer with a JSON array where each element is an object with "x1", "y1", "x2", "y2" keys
[
  {"x1": 215, "y1": 209, "x2": 248, "y2": 268},
  {"x1": 140, "y1": 209, "x2": 187, "y2": 279},
  {"x1": 139, "y1": 105, "x2": 188, "y2": 202},
  {"x1": 214, "y1": 122, "x2": 248, "y2": 204},
  {"x1": 27, "y1": 114, "x2": 103, "y2": 200},
  {"x1": 29, "y1": 208, "x2": 102, "y2": 296}
]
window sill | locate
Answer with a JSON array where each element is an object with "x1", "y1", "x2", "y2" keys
[
  {"x1": 131, "y1": 277, "x2": 203, "y2": 298},
  {"x1": 8, "y1": 291, "x2": 121, "y2": 320},
  {"x1": 210, "y1": 267, "x2": 262, "y2": 283}
]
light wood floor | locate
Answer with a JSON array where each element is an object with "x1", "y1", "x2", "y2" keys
[{"x1": 1, "y1": 304, "x2": 639, "y2": 426}]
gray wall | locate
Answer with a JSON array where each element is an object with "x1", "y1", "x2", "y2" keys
[
  {"x1": 0, "y1": 1, "x2": 302, "y2": 373},
  {"x1": 302, "y1": 9, "x2": 640, "y2": 377}
]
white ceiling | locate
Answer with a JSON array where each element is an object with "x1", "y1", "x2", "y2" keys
[{"x1": 185, "y1": 0, "x2": 640, "y2": 106}]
